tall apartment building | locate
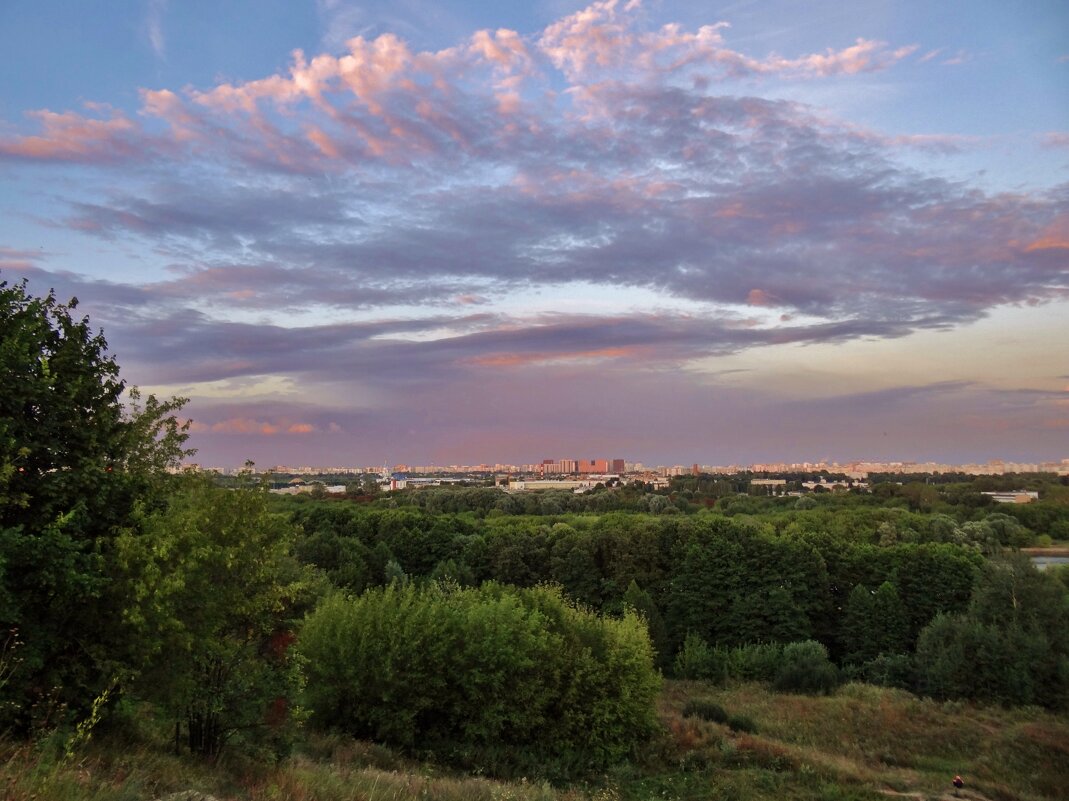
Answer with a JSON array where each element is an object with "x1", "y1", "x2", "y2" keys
[{"x1": 578, "y1": 458, "x2": 610, "y2": 473}]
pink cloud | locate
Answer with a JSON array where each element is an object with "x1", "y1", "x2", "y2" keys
[
  {"x1": 468, "y1": 28, "x2": 534, "y2": 114},
  {"x1": 187, "y1": 417, "x2": 318, "y2": 435},
  {"x1": 747, "y1": 289, "x2": 771, "y2": 306},
  {"x1": 192, "y1": 68, "x2": 310, "y2": 113},
  {"x1": 140, "y1": 88, "x2": 202, "y2": 142},
  {"x1": 469, "y1": 28, "x2": 531, "y2": 71},
  {"x1": 454, "y1": 293, "x2": 489, "y2": 305},
  {"x1": 782, "y1": 39, "x2": 919, "y2": 77},
  {"x1": 539, "y1": 0, "x2": 639, "y2": 78},
  {"x1": 335, "y1": 34, "x2": 418, "y2": 114},
  {"x1": 1040, "y1": 132, "x2": 1069, "y2": 149},
  {"x1": 538, "y1": 1, "x2": 916, "y2": 81},
  {"x1": 211, "y1": 418, "x2": 280, "y2": 435},
  {"x1": 469, "y1": 345, "x2": 643, "y2": 368},
  {"x1": 0, "y1": 108, "x2": 144, "y2": 163},
  {"x1": 1023, "y1": 215, "x2": 1069, "y2": 253},
  {"x1": 0, "y1": 2, "x2": 922, "y2": 172},
  {"x1": 306, "y1": 126, "x2": 342, "y2": 158}
]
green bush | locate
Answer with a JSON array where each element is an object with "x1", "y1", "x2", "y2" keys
[
  {"x1": 298, "y1": 582, "x2": 661, "y2": 777},
  {"x1": 855, "y1": 653, "x2": 914, "y2": 690},
  {"x1": 680, "y1": 699, "x2": 755, "y2": 733},
  {"x1": 672, "y1": 639, "x2": 787, "y2": 684},
  {"x1": 681, "y1": 699, "x2": 728, "y2": 724},
  {"x1": 730, "y1": 642, "x2": 785, "y2": 682},
  {"x1": 674, "y1": 633, "x2": 725, "y2": 681},
  {"x1": 773, "y1": 641, "x2": 840, "y2": 695},
  {"x1": 725, "y1": 713, "x2": 758, "y2": 734}
]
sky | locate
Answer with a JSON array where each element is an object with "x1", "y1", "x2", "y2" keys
[{"x1": 1, "y1": 0, "x2": 1067, "y2": 468}]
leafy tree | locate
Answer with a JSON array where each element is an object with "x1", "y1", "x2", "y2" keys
[
  {"x1": 890, "y1": 544, "x2": 981, "y2": 643},
  {"x1": 0, "y1": 279, "x2": 190, "y2": 730},
  {"x1": 294, "y1": 529, "x2": 372, "y2": 592},
  {"x1": 548, "y1": 525, "x2": 604, "y2": 608},
  {"x1": 958, "y1": 520, "x2": 1002, "y2": 555},
  {"x1": 666, "y1": 533, "x2": 741, "y2": 647},
  {"x1": 982, "y1": 512, "x2": 1032, "y2": 548},
  {"x1": 622, "y1": 579, "x2": 670, "y2": 668},
  {"x1": 428, "y1": 557, "x2": 475, "y2": 586},
  {"x1": 925, "y1": 513, "x2": 962, "y2": 544},
  {"x1": 725, "y1": 587, "x2": 811, "y2": 646},
  {"x1": 840, "y1": 581, "x2": 909, "y2": 664},
  {"x1": 840, "y1": 584, "x2": 874, "y2": 663},
  {"x1": 116, "y1": 477, "x2": 317, "y2": 757},
  {"x1": 914, "y1": 555, "x2": 1069, "y2": 709}
]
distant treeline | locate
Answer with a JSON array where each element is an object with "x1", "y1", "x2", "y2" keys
[
  {"x1": 286, "y1": 476, "x2": 1069, "y2": 542},
  {"x1": 284, "y1": 502, "x2": 970, "y2": 643}
]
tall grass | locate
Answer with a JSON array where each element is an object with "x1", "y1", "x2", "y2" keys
[
  {"x1": 3, "y1": 682, "x2": 1066, "y2": 801},
  {"x1": 658, "y1": 680, "x2": 1069, "y2": 801}
]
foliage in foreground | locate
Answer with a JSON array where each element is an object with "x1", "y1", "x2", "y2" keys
[
  {"x1": 300, "y1": 582, "x2": 661, "y2": 776},
  {"x1": 117, "y1": 477, "x2": 319, "y2": 757},
  {"x1": 0, "y1": 278, "x2": 190, "y2": 732}
]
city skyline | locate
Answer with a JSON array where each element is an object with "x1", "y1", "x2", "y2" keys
[
  {"x1": 1, "y1": 1, "x2": 1067, "y2": 466},
  {"x1": 203, "y1": 455, "x2": 1069, "y2": 478}
]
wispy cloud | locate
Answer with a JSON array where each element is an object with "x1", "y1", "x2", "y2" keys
[
  {"x1": 146, "y1": 0, "x2": 167, "y2": 59},
  {"x1": 1040, "y1": 131, "x2": 1069, "y2": 149}
]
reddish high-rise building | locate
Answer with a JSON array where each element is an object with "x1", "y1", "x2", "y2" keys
[{"x1": 578, "y1": 458, "x2": 610, "y2": 474}]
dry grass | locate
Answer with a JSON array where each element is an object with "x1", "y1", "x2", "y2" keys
[
  {"x1": 2, "y1": 683, "x2": 1066, "y2": 801},
  {"x1": 655, "y1": 680, "x2": 1069, "y2": 801}
]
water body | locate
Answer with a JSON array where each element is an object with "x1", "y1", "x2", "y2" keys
[{"x1": 1031, "y1": 556, "x2": 1069, "y2": 570}]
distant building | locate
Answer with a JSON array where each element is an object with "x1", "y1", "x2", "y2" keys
[
  {"x1": 578, "y1": 459, "x2": 609, "y2": 474},
  {"x1": 981, "y1": 491, "x2": 1039, "y2": 504},
  {"x1": 507, "y1": 479, "x2": 593, "y2": 493}
]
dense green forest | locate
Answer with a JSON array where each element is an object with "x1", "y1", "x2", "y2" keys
[
  {"x1": 3, "y1": 277, "x2": 1069, "y2": 799},
  {"x1": 279, "y1": 487, "x2": 1069, "y2": 709}
]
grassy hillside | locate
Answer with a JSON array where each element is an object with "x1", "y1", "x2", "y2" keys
[{"x1": 4, "y1": 681, "x2": 1065, "y2": 801}]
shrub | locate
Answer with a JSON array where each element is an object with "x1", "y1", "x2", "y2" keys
[
  {"x1": 674, "y1": 633, "x2": 724, "y2": 681},
  {"x1": 856, "y1": 653, "x2": 915, "y2": 690},
  {"x1": 773, "y1": 641, "x2": 840, "y2": 695},
  {"x1": 730, "y1": 642, "x2": 784, "y2": 682},
  {"x1": 299, "y1": 582, "x2": 661, "y2": 777},
  {"x1": 680, "y1": 699, "x2": 756, "y2": 733},
  {"x1": 725, "y1": 713, "x2": 758, "y2": 734},
  {"x1": 681, "y1": 699, "x2": 728, "y2": 724}
]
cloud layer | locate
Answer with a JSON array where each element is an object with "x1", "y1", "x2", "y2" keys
[{"x1": 2, "y1": 0, "x2": 1067, "y2": 463}]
